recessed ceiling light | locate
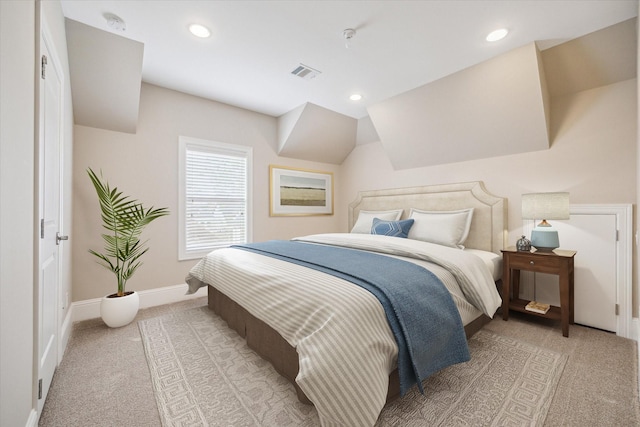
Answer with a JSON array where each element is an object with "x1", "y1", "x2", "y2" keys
[
  {"x1": 189, "y1": 24, "x2": 211, "y2": 38},
  {"x1": 350, "y1": 94, "x2": 362, "y2": 101},
  {"x1": 486, "y1": 28, "x2": 508, "y2": 42}
]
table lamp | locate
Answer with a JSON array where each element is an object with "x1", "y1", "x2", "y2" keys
[{"x1": 521, "y1": 192, "x2": 569, "y2": 251}]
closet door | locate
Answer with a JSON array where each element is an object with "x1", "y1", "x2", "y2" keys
[
  {"x1": 540, "y1": 214, "x2": 616, "y2": 331},
  {"x1": 524, "y1": 205, "x2": 631, "y2": 336}
]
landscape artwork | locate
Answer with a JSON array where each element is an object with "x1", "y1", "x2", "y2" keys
[
  {"x1": 280, "y1": 174, "x2": 326, "y2": 206},
  {"x1": 269, "y1": 165, "x2": 333, "y2": 216}
]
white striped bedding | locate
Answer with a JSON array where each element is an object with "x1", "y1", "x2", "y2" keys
[{"x1": 186, "y1": 233, "x2": 502, "y2": 427}]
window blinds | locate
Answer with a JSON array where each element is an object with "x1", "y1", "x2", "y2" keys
[{"x1": 184, "y1": 142, "x2": 248, "y2": 253}]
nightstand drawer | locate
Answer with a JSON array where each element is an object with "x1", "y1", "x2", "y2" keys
[{"x1": 508, "y1": 254, "x2": 561, "y2": 272}]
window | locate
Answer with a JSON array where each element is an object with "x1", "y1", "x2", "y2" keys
[{"x1": 179, "y1": 136, "x2": 252, "y2": 260}]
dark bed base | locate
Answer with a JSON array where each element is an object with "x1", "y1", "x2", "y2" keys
[{"x1": 207, "y1": 284, "x2": 491, "y2": 405}]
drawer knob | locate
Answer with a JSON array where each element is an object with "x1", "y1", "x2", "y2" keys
[{"x1": 530, "y1": 261, "x2": 535, "y2": 265}]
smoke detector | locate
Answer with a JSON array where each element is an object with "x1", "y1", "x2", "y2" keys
[
  {"x1": 104, "y1": 13, "x2": 126, "y2": 31},
  {"x1": 291, "y1": 64, "x2": 321, "y2": 80},
  {"x1": 343, "y1": 28, "x2": 356, "y2": 48}
]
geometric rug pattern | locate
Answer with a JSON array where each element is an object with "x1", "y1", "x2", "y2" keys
[{"x1": 139, "y1": 307, "x2": 567, "y2": 426}]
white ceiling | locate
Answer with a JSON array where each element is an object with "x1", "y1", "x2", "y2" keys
[{"x1": 60, "y1": 0, "x2": 638, "y2": 119}]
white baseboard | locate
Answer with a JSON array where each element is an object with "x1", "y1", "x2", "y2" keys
[
  {"x1": 58, "y1": 307, "x2": 73, "y2": 363},
  {"x1": 70, "y1": 283, "x2": 207, "y2": 323},
  {"x1": 25, "y1": 409, "x2": 38, "y2": 427}
]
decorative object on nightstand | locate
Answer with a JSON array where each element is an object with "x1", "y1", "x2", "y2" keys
[
  {"x1": 516, "y1": 235, "x2": 531, "y2": 251},
  {"x1": 521, "y1": 192, "x2": 569, "y2": 251}
]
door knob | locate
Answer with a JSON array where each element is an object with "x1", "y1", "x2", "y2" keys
[{"x1": 56, "y1": 232, "x2": 68, "y2": 245}]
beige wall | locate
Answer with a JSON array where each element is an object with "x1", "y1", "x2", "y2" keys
[
  {"x1": 1, "y1": 1, "x2": 36, "y2": 424},
  {"x1": 73, "y1": 78, "x2": 637, "y2": 309},
  {"x1": 341, "y1": 78, "x2": 638, "y2": 313},
  {"x1": 72, "y1": 83, "x2": 342, "y2": 301}
]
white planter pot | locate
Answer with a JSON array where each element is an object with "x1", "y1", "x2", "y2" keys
[{"x1": 100, "y1": 291, "x2": 140, "y2": 328}]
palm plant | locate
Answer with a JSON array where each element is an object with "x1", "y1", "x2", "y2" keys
[{"x1": 88, "y1": 168, "x2": 169, "y2": 297}]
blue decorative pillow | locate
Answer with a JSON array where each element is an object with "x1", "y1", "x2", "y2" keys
[{"x1": 371, "y1": 218, "x2": 415, "y2": 238}]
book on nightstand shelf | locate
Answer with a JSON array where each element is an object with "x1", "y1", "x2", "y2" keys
[{"x1": 525, "y1": 301, "x2": 550, "y2": 314}]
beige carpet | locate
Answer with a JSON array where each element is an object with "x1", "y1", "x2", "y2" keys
[{"x1": 139, "y1": 306, "x2": 568, "y2": 426}]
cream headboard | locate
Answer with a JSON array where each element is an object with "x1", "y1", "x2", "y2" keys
[{"x1": 348, "y1": 181, "x2": 507, "y2": 254}]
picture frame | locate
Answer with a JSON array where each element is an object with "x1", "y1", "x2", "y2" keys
[{"x1": 269, "y1": 165, "x2": 334, "y2": 216}]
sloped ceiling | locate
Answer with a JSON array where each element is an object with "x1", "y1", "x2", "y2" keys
[
  {"x1": 60, "y1": 0, "x2": 637, "y2": 119},
  {"x1": 368, "y1": 42, "x2": 551, "y2": 170},
  {"x1": 62, "y1": 9, "x2": 636, "y2": 166},
  {"x1": 367, "y1": 18, "x2": 637, "y2": 170},
  {"x1": 277, "y1": 103, "x2": 357, "y2": 164},
  {"x1": 65, "y1": 18, "x2": 143, "y2": 133},
  {"x1": 541, "y1": 17, "x2": 637, "y2": 97}
]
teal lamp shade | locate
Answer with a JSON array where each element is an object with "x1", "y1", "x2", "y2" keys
[{"x1": 521, "y1": 192, "x2": 569, "y2": 251}]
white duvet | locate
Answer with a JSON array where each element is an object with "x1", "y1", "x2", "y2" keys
[{"x1": 186, "y1": 233, "x2": 501, "y2": 426}]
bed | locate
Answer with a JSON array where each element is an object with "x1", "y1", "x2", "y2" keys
[{"x1": 186, "y1": 181, "x2": 507, "y2": 427}]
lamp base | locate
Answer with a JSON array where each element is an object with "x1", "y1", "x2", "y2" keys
[{"x1": 531, "y1": 228, "x2": 559, "y2": 251}]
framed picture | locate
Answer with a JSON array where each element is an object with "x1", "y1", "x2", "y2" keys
[{"x1": 269, "y1": 165, "x2": 334, "y2": 216}]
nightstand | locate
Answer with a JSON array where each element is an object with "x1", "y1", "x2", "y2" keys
[{"x1": 501, "y1": 247, "x2": 576, "y2": 337}]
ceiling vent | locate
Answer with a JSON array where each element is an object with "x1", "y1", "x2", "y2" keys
[{"x1": 291, "y1": 64, "x2": 321, "y2": 80}]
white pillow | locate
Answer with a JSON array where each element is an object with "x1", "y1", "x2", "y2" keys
[
  {"x1": 407, "y1": 208, "x2": 474, "y2": 249},
  {"x1": 350, "y1": 209, "x2": 403, "y2": 234}
]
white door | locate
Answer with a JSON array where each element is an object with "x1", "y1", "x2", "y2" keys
[
  {"x1": 37, "y1": 32, "x2": 63, "y2": 416},
  {"x1": 534, "y1": 213, "x2": 617, "y2": 332}
]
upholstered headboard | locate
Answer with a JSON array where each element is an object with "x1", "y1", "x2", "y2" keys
[{"x1": 348, "y1": 181, "x2": 507, "y2": 254}]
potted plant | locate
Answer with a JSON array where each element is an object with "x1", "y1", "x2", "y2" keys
[{"x1": 87, "y1": 168, "x2": 169, "y2": 327}]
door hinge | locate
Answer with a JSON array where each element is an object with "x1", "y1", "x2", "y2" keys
[
  {"x1": 615, "y1": 304, "x2": 619, "y2": 315},
  {"x1": 38, "y1": 378, "x2": 43, "y2": 399},
  {"x1": 616, "y1": 230, "x2": 619, "y2": 241},
  {"x1": 40, "y1": 218, "x2": 45, "y2": 239},
  {"x1": 41, "y1": 55, "x2": 47, "y2": 79}
]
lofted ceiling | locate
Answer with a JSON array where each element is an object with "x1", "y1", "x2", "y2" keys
[{"x1": 60, "y1": 0, "x2": 638, "y2": 120}]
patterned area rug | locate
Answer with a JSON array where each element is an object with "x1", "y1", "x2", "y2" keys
[{"x1": 139, "y1": 307, "x2": 567, "y2": 426}]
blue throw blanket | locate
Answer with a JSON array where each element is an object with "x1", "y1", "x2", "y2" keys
[{"x1": 232, "y1": 240, "x2": 470, "y2": 395}]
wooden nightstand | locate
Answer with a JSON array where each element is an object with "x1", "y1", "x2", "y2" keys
[{"x1": 501, "y1": 247, "x2": 576, "y2": 337}]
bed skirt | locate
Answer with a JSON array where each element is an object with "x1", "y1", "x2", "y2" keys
[{"x1": 206, "y1": 284, "x2": 491, "y2": 405}]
